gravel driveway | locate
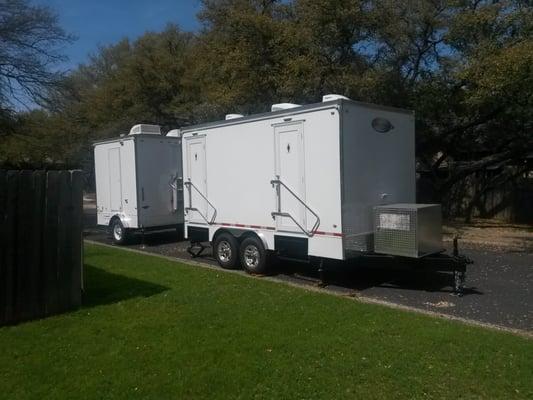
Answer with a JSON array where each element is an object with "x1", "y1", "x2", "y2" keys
[{"x1": 83, "y1": 205, "x2": 532, "y2": 334}]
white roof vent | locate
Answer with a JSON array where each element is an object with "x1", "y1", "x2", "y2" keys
[
  {"x1": 166, "y1": 129, "x2": 181, "y2": 137},
  {"x1": 322, "y1": 94, "x2": 350, "y2": 102},
  {"x1": 225, "y1": 114, "x2": 244, "y2": 120},
  {"x1": 129, "y1": 124, "x2": 161, "y2": 135},
  {"x1": 271, "y1": 103, "x2": 301, "y2": 112}
]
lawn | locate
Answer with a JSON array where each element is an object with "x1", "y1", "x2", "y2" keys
[{"x1": 0, "y1": 244, "x2": 531, "y2": 399}]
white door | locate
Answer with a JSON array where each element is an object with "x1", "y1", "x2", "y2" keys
[
  {"x1": 108, "y1": 147, "x2": 122, "y2": 212},
  {"x1": 274, "y1": 122, "x2": 306, "y2": 232},
  {"x1": 185, "y1": 136, "x2": 208, "y2": 223}
]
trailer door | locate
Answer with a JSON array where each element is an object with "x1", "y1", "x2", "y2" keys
[
  {"x1": 274, "y1": 122, "x2": 306, "y2": 232},
  {"x1": 185, "y1": 135, "x2": 208, "y2": 223},
  {"x1": 136, "y1": 138, "x2": 182, "y2": 228},
  {"x1": 108, "y1": 147, "x2": 122, "y2": 212}
]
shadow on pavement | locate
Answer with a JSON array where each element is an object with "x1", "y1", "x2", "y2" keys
[{"x1": 269, "y1": 257, "x2": 484, "y2": 297}]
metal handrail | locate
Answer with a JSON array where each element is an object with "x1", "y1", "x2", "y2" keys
[
  {"x1": 270, "y1": 177, "x2": 320, "y2": 237},
  {"x1": 168, "y1": 175, "x2": 183, "y2": 212},
  {"x1": 184, "y1": 179, "x2": 217, "y2": 224}
]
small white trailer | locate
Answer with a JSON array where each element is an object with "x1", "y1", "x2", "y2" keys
[
  {"x1": 181, "y1": 96, "x2": 420, "y2": 270},
  {"x1": 94, "y1": 124, "x2": 184, "y2": 244}
]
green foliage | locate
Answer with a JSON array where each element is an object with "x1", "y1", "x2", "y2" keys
[
  {"x1": 57, "y1": 25, "x2": 195, "y2": 137},
  {"x1": 1, "y1": 0, "x2": 531, "y2": 217},
  {"x1": 0, "y1": 110, "x2": 81, "y2": 168}
]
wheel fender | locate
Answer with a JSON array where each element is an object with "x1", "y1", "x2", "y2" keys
[
  {"x1": 254, "y1": 232, "x2": 269, "y2": 251},
  {"x1": 109, "y1": 214, "x2": 133, "y2": 229},
  {"x1": 212, "y1": 228, "x2": 269, "y2": 251}
]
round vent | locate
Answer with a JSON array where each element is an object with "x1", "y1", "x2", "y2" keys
[{"x1": 372, "y1": 117, "x2": 393, "y2": 133}]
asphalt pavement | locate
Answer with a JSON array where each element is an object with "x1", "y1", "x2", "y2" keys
[{"x1": 83, "y1": 206, "x2": 532, "y2": 333}]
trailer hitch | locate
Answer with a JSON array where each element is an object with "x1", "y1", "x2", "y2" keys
[
  {"x1": 187, "y1": 242, "x2": 208, "y2": 258},
  {"x1": 451, "y1": 236, "x2": 473, "y2": 296}
]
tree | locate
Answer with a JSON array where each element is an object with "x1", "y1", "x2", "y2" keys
[
  {"x1": 3, "y1": 0, "x2": 531, "y2": 222},
  {"x1": 412, "y1": 1, "x2": 533, "y2": 218},
  {"x1": 0, "y1": 0, "x2": 73, "y2": 112},
  {"x1": 0, "y1": 109, "x2": 80, "y2": 168},
  {"x1": 46, "y1": 25, "x2": 194, "y2": 138},
  {"x1": 188, "y1": 0, "x2": 288, "y2": 117}
]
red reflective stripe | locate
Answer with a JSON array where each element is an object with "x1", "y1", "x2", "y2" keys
[
  {"x1": 212, "y1": 222, "x2": 342, "y2": 237},
  {"x1": 314, "y1": 231, "x2": 343, "y2": 237}
]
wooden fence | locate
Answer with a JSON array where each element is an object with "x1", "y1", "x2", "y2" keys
[
  {"x1": 418, "y1": 169, "x2": 533, "y2": 223},
  {"x1": 0, "y1": 170, "x2": 83, "y2": 326}
]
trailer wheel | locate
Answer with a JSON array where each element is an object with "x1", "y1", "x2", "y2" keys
[
  {"x1": 239, "y1": 236, "x2": 268, "y2": 275},
  {"x1": 110, "y1": 218, "x2": 129, "y2": 245},
  {"x1": 213, "y1": 233, "x2": 240, "y2": 269}
]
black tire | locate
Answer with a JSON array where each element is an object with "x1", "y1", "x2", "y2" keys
[
  {"x1": 239, "y1": 236, "x2": 268, "y2": 275},
  {"x1": 110, "y1": 218, "x2": 129, "y2": 245},
  {"x1": 213, "y1": 232, "x2": 240, "y2": 269}
]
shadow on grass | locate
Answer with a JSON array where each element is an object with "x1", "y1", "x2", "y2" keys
[{"x1": 82, "y1": 264, "x2": 169, "y2": 308}]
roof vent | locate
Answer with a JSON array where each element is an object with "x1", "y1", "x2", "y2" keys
[
  {"x1": 166, "y1": 129, "x2": 181, "y2": 137},
  {"x1": 271, "y1": 103, "x2": 301, "y2": 112},
  {"x1": 322, "y1": 94, "x2": 350, "y2": 102},
  {"x1": 225, "y1": 114, "x2": 244, "y2": 120},
  {"x1": 129, "y1": 124, "x2": 161, "y2": 135}
]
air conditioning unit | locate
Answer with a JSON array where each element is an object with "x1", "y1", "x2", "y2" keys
[
  {"x1": 271, "y1": 103, "x2": 301, "y2": 112},
  {"x1": 322, "y1": 94, "x2": 350, "y2": 102},
  {"x1": 225, "y1": 114, "x2": 244, "y2": 120},
  {"x1": 129, "y1": 124, "x2": 161, "y2": 135},
  {"x1": 166, "y1": 129, "x2": 181, "y2": 137}
]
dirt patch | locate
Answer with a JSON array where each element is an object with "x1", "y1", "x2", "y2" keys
[{"x1": 444, "y1": 218, "x2": 533, "y2": 252}]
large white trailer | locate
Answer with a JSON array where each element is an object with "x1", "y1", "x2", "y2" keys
[
  {"x1": 94, "y1": 124, "x2": 183, "y2": 244},
  {"x1": 181, "y1": 96, "x2": 420, "y2": 272}
]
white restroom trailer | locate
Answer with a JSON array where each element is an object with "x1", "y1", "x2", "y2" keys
[
  {"x1": 181, "y1": 97, "x2": 418, "y2": 273},
  {"x1": 94, "y1": 124, "x2": 184, "y2": 244}
]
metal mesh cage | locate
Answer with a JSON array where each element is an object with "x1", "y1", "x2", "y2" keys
[{"x1": 374, "y1": 204, "x2": 442, "y2": 258}]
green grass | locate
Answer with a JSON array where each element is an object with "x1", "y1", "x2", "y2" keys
[{"x1": 1, "y1": 244, "x2": 531, "y2": 399}]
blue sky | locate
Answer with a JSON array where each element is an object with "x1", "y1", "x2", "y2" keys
[{"x1": 34, "y1": 0, "x2": 202, "y2": 71}]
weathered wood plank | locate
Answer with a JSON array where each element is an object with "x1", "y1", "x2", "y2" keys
[
  {"x1": 69, "y1": 170, "x2": 84, "y2": 308},
  {"x1": 4, "y1": 171, "x2": 19, "y2": 324},
  {"x1": 56, "y1": 171, "x2": 71, "y2": 312},
  {"x1": 42, "y1": 171, "x2": 60, "y2": 316},
  {"x1": 0, "y1": 170, "x2": 7, "y2": 325},
  {"x1": 30, "y1": 171, "x2": 45, "y2": 319},
  {"x1": 15, "y1": 171, "x2": 34, "y2": 321}
]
